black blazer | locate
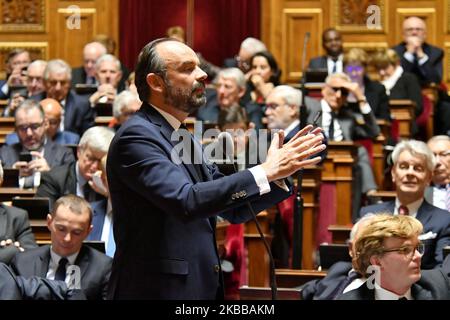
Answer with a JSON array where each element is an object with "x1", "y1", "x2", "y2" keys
[
  {"x1": 0, "y1": 204, "x2": 37, "y2": 264},
  {"x1": 360, "y1": 200, "x2": 450, "y2": 269},
  {"x1": 71, "y1": 66, "x2": 129, "y2": 93},
  {"x1": 0, "y1": 139, "x2": 75, "y2": 169},
  {"x1": 339, "y1": 268, "x2": 450, "y2": 300},
  {"x1": 389, "y1": 71, "x2": 423, "y2": 116},
  {"x1": 308, "y1": 56, "x2": 328, "y2": 70},
  {"x1": 393, "y1": 42, "x2": 444, "y2": 85},
  {"x1": 363, "y1": 76, "x2": 390, "y2": 121},
  {"x1": 30, "y1": 91, "x2": 95, "y2": 136},
  {"x1": 11, "y1": 244, "x2": 112, "y2": 300}
]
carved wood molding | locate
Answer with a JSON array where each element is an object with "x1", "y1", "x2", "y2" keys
[
  {"x1": 333, "y1": 0, "x2": 386, "y2": 33},
  {"x1": 0, "y1": 0, "x2": 46, "y2": 32}
]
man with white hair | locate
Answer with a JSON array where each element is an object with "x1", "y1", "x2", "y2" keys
[
  {"x1": 224, "y1": 37, "x2": 267, "y2": 75},
  {"x1": 110, "y1": 90, "x2": 141, "y2": 131},
  {"x1": 426, "y1": 135, "x2": 450, "y2": 211},
  {"x1": 36, "y1": 126, "x2": 115, "y2": 208},
  {"x1": 360, "y1": 139, "x2": 450, "y2": 269},
  {"x1": 71, "y1": 42, "x2": 107, "y2": 86}
]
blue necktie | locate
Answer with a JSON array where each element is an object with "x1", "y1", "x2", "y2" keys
[
  {"x1": 55, "y1": 257, "x2": 68, "y2": 281},
  {"x1": 106, "y1": 221, "x2": 116, "y2": 257}
]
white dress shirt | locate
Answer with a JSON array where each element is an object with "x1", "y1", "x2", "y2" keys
[
  {"x1": 394, "y1": 198, "x2": 423, "y2": 218},
  {"x1": 47, "y1": 249, "x2": 79, "y2": 288},
  {"x1": 320, "y1": 99, "x2": 343, "y2": 141},
  {"x1": 327, "y1": 54, "x2": 343, "y2": 74}
]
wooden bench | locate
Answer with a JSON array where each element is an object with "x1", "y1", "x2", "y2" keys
[
  {"x1": 389, "y1": 99, "x2": 415, "y2": 139},
  {"x1": 275, "y1": 269, "x2": 327, "y2": 288},
  {"x1": 0, "y1": 187, "x2": 35, "y2": 202},
  {"x1": 328, "y1": 224, "x2": 352, "y2": 244}
]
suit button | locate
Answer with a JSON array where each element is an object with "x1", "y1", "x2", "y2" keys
[{"x1": 214, "y1": 264, "x2": 220, "y2": 273}]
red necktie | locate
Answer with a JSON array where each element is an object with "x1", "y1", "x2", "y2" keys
[{"x1": 398, "y1": 205, "x2": 409, "y2": 216}]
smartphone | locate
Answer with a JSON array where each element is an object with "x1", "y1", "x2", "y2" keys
[{"x1": 19, "y1": 152, "x2": 32, "y2": 163}]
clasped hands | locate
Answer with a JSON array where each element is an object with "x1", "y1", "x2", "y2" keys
[{"x1": 0, "y1": 239, "x2": 25, "y2": 252}]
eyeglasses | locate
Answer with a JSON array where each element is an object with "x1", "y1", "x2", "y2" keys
[
  {"x1": 265, "y1": 103, "x2": 287, "y2": 110},
  {"x1": 235, "y1": 55, "x2": 250, "y2": 72},
  {"x1": 344, "y1": 65, "x2": 364, "y2": 73},
  {"x1": 381, "y1": 243, "x2": 425, "y2": 259},
  {"x1": 16, "y1": 122, "x2": 44, "y2": 132},
  {"x1": 329, "y1": 86, "x2": 349, "y2": 96}
]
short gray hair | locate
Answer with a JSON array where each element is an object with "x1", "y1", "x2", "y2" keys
[
  {"x1": 217, "y1": 68, "x2": 246, "y2": 90},
  {"x1": 325, "y1": 72, "x2": 351, "y2": 84},
  {"x1": 113, "y1": 90, "x2": 140, "y2": 118},
  {"x1": 79, "y1": 126, "x2": 115, "y2": 154},
  {"x1": 269, "y1": 85, "x2": 302, "y2": 107},
  {"x1": 391, "y1": 139, "x2": 436, "y2": 172},
  {"x1": 27, "y1": 59, "x2": 47, "y2": 72},
  {"x1": 44, "y1": 59, "x2": 71, "y2": 81},
  {"x1": 428, "y1": 135, "x2": 450, "y2": 145},
  {"x1": 15, "y1": 99, "x2": 45, "y2": 121},
  {"x1": 240, "y1": 37, "x2": 267, "y2": 56},
  {"x1": 95, "y1": 54, "x2": 121, "y2": 72}
]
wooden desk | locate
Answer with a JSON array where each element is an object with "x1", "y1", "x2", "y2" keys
[
  {"x1": 322, "y1": 141, "x2": 358, "y2": 225},
  {"x1": 31, "y1": 219, "x2": 51, "y2": 245},
  {"x1": 0, "y1": 117, "x2": 15, "y2": 131},
  {"x1": 328, "y1": 225, "x2": 352, "y2": 244},
  {"x1": 239, "y1": 286, "x2": 302, "y2": 300},
  {"x1": 389, "y1": 99, "x2": 415, "y2": 139},
  {"x1": 372, "y1": 134, "x2": 387, "y2": 188},
  {"x1": 275, "y1": 269, "x2": 327, "y2": 288},
  {"x1": 95, "y1": 116, "x2": 113, "y2": 127},
  {"x1": 0, "y1": 187, "x2": 35, "y2": 202}
]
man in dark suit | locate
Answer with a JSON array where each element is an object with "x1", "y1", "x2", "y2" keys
[
  {"x1": 359, "y1": 140, "x2": 450, "y2": 269},
  {"x1": 339, "y1": 214, "x2": 450, "y2": 300},
  {"x1": 393, "y1": 16, "x2": 443, "y2": 85},
  {"x1": 0, "y1": 162, "x2": 37, "y2": 264},
  {"x1": 106, "y1": 38, "x2": 326, "y2": 300},
  {"x1": 0, "y1": 100, "x2": 75, "y2": 189},
  {"x1": 11, "y1": 195, "x2": 112, "y2": 300},
  {"x1": 36, "y1": 126, "x2": 114, "y2": 209},
  {"x1": 30, "y1": 59, "x2": 96, "y2": 136},
  {"x1": 0, "y1": 49, "x2": 31, "y2": 100},
  {"x1": 0, "y1": 262, "x2": 85, "y2": 300},
  {"x1": 308, "y1": 28, "x2": 343, "y2": 75},
  {"x1": 425, "y1": 135, "x2": 450, "y2": 211},
  {"x1": 71, "y1": 42, "x2": 107, "y2": 87}
]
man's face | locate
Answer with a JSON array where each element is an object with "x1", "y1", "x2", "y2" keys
[
  {"x1": 403, "y1": 17, "x2": 427, "y2": 43},
  {"x1": 8, "y1": 51, "x2": 31, "y2": 74},
  {"x1": 323, "y1": 30, "x2": 343, "y2": 57},
  {"x1": 158, "y1": 41, "x2": 208, "y2": 114},
  {"x1": 96, "y1": 60, "x2": 122, "y2": 88},
  {"x1": 47, "y1": 205, "x2": 92, "y2": 257},
  {"x1": 83, "y1": 46, "x2": 105, "y2": 78},
  {"x1": 26, "y1": 64, "x2": 46, "y2": 96},
  {"x1": 43, "y1": 104, "x2": 62, "y2": 140},
  {"x1": 216, "y1": 76, "x2": 244, "y2": 108},
  {"x1": 77, "y1": 147, "x2": 105, "y2": 181},
  {"x1": 427, "y1": 139, "x2": 450, "y2": 185},
  {"x1": 322, "y1": 77, "x2": 349, "y2": 110},
  {"x1": 117, "y1": 100, "x2": 141, "y2": 125},
  {"x1": 391, "y1": 150, "x2": 432, "y2": 200},
  {"x1": 265, "y1": 91, "x2": 296, "y2": 130},
  {"x1": 237, "y1": 48, "x2": 252, "y2": 73},
  {"x1": 376, "y1": 236, "x2": 422, "y2": 292},
  {"x1": 45, "y1": 72, "x2": 70, "y2": 102},
  {"x1": 15, "y1": 108, "x2": 46, "y2": 151}
]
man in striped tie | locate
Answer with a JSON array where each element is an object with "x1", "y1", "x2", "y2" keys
[{"x1": 426, "y1": 135, "x2": 450, "y2": 212}]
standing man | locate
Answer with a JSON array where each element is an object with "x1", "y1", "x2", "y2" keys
[
  {"x1": 308, "y1": 28, "x2": 344, "y2": 75},
  {"x1": 106, "y1": 38, "x2": 326, "y2": 300}
]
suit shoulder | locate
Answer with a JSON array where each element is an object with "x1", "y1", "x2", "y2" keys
[
  {"x1": 360, "y1": 202, "x2": 393, "y2": 216},
  {"x1": 83, "y1": 246, "x2": 112, "y2": 266},
  {"x1": 13, "y1": 245, "x2": 49, "y2": 263},
  {"x1": 2, "y1": 204, "x2": 29, "y2": 218}
]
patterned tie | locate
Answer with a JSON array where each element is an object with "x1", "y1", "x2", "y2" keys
[
  {"x1": 398, "y1": 205, "x2": 409, "y2": 216},
  {"x1": 55, "y1": 257, "x2": 68, "y2": 281}
]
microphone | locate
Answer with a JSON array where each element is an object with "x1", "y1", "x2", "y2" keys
[{"x1": 218, "y1": 131, "x2": 279, "y2": 300}]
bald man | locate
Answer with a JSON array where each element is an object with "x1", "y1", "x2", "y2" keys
[
  {"x1": 71, "y1": 42, "x2": 107, "y2": 87},
  {"x1": 393, "y1": 16, "x2": 444, "y2": 85},
  {"x1": 5, "y1": 98, "x2": 80, "y2": 146}
]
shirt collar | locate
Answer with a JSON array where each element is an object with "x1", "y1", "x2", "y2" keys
[
  {"x1": 320, "y1": 99, "x2": 332, "y2": 113},
  {"x1": 375, "y1": 285, "x2": 413, "y2": 300},
  {"x1": 284, "y1": 119, "x2": 300, "y2": 137},
  {"x1": 395, "y1": 198, "x2": 423, "y2": 218},
  {"x1": 151, "y1": 104, "x2": 182, "y2": 130},
  {"x1": 50, "y1": 247, "x2": 79, "y2": 266}
]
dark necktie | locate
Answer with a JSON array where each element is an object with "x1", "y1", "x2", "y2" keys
[
  {"x1": 55, "y1": 257, "x2": 68, "y2": 281},
  {"x1": 178, "y1": 125, "x2": 205, "y2": 181},
  {"x1": 330, "y1": 271, "x2": 360, "y2": 300},
  {"x1": 398, "y1": 205, "x2": 409, "y2": 216},
  {"x1": 331, "y1": 58, "x2": 338, "y2": 73},
  {"x1": 398, "y1": 297, "x2": 408, "y2": 301},
  {"x1": 328, "y1": 111, "x2": 336, "y2": 141}
]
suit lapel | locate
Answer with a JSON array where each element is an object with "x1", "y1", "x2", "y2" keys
[
  {"x1": 415, "y1": 201, "x2": 433, "y2": 227},
  {"x1": 412, "y1": 283, "x2": 432, "y2": 300},
  {"x1": 74, "y1": 246, "x2": 89, "y2": 279},
  {"x1": 67, "y1": 163, "x2": 78, "y2": 195},
  {"x1": 36, "y1": 246, "x2": 51, "y2": 277}
]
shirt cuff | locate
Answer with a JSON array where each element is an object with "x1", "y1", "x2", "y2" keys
[
  {"x1": 403, "y1": 52, "x2": 414, "y2": 63},
  {"x1": 418, "y1": 54, "x2": 429, "y2": 65},
  {"x1": 360, "y1": 102, "x2": 372, "y2": 114},
  {"x1": 1, "y1": 83, "x2": 8, "y2": 96},
  {"x1": 249, "y1": 165, "x2": 271, "y2": 195}
]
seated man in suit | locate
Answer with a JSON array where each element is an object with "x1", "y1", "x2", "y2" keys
[
  {"x1": 31, "y1": 59, "x2": 96, "y2": 136},
  {"x1": 0, "y1": 49, "x2": 31, "y2": 100},
  {"x1": 71, "y1": 41, "x2": 107, "y2": 87},
  {"x1": 3, "y1": 60, "x2": 48, "y2": 117},
  {"x1": 11, "y1": 194, "x2": 112, "y2": 300},
  {"x1": 0, "y1": 262, "x2": 85, "y2": 300},
  {"x1": 301, "y1": 214, "x2": 375, "y2": 300},
  {"x1": 360, "y1": 139, "x2": 450, "y2": 269},
  {"x1": 308, "y1": 28, "x2": 343, "y2": 75},
  {"x1": 109, "y1": 90, "x2": 141, "y2": 131},
  {"x1": 36, "y1": 126, "x2": 114, "y2": 208},
  {"x1": 5, "y1": 98, "x2": 80, "y2": 146},
  {"x1": 339, "y1": 214, "x2": 450, "y2": 300},
  {"x1": 196, "y1": 68, "x2": 264, "y2": 129},
  {"x1": 426, "y1": 135, "x2": 450, "y2": 211},
  {"x1": 0, "y1": 162, "x2": 37, "y2": 264},
  {"x1": 305, "y1": 72, "x2": 380, "y2": 218},
  {"x1": 88, "y1": 54, "x2": 124, "y2": 107},
  {"x1": 0, "y1": 100, "x2": 75, "y2": 189},
  {"x1": 223, "y1": 37, "x2": 267, "y2": 77}
]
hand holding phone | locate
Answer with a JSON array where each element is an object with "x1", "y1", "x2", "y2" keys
[{"x1": 19, "y1": 152, "x2": 32, "y2": 163}]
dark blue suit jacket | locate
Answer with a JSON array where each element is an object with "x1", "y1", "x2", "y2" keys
[
  {"x1": 359, "y1": 200, "x2": 450, "y2": 269},
  {"x1": 106, "y1": 102, "x2": 291, "y2": 299},
  {"x1": 30, "y1": 90, "x2": 95, "y2": 136},
  {"x1": 87, "y1": 199, "x2": 107, "y2": 241}
]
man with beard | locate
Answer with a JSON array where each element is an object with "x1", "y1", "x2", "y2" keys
[
  {"x1": 106, "y1": 38, "x2": 327, "y2": 300},
  {"x1": 0, "y1": 100, "x2": 74, "y2": 188}
]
